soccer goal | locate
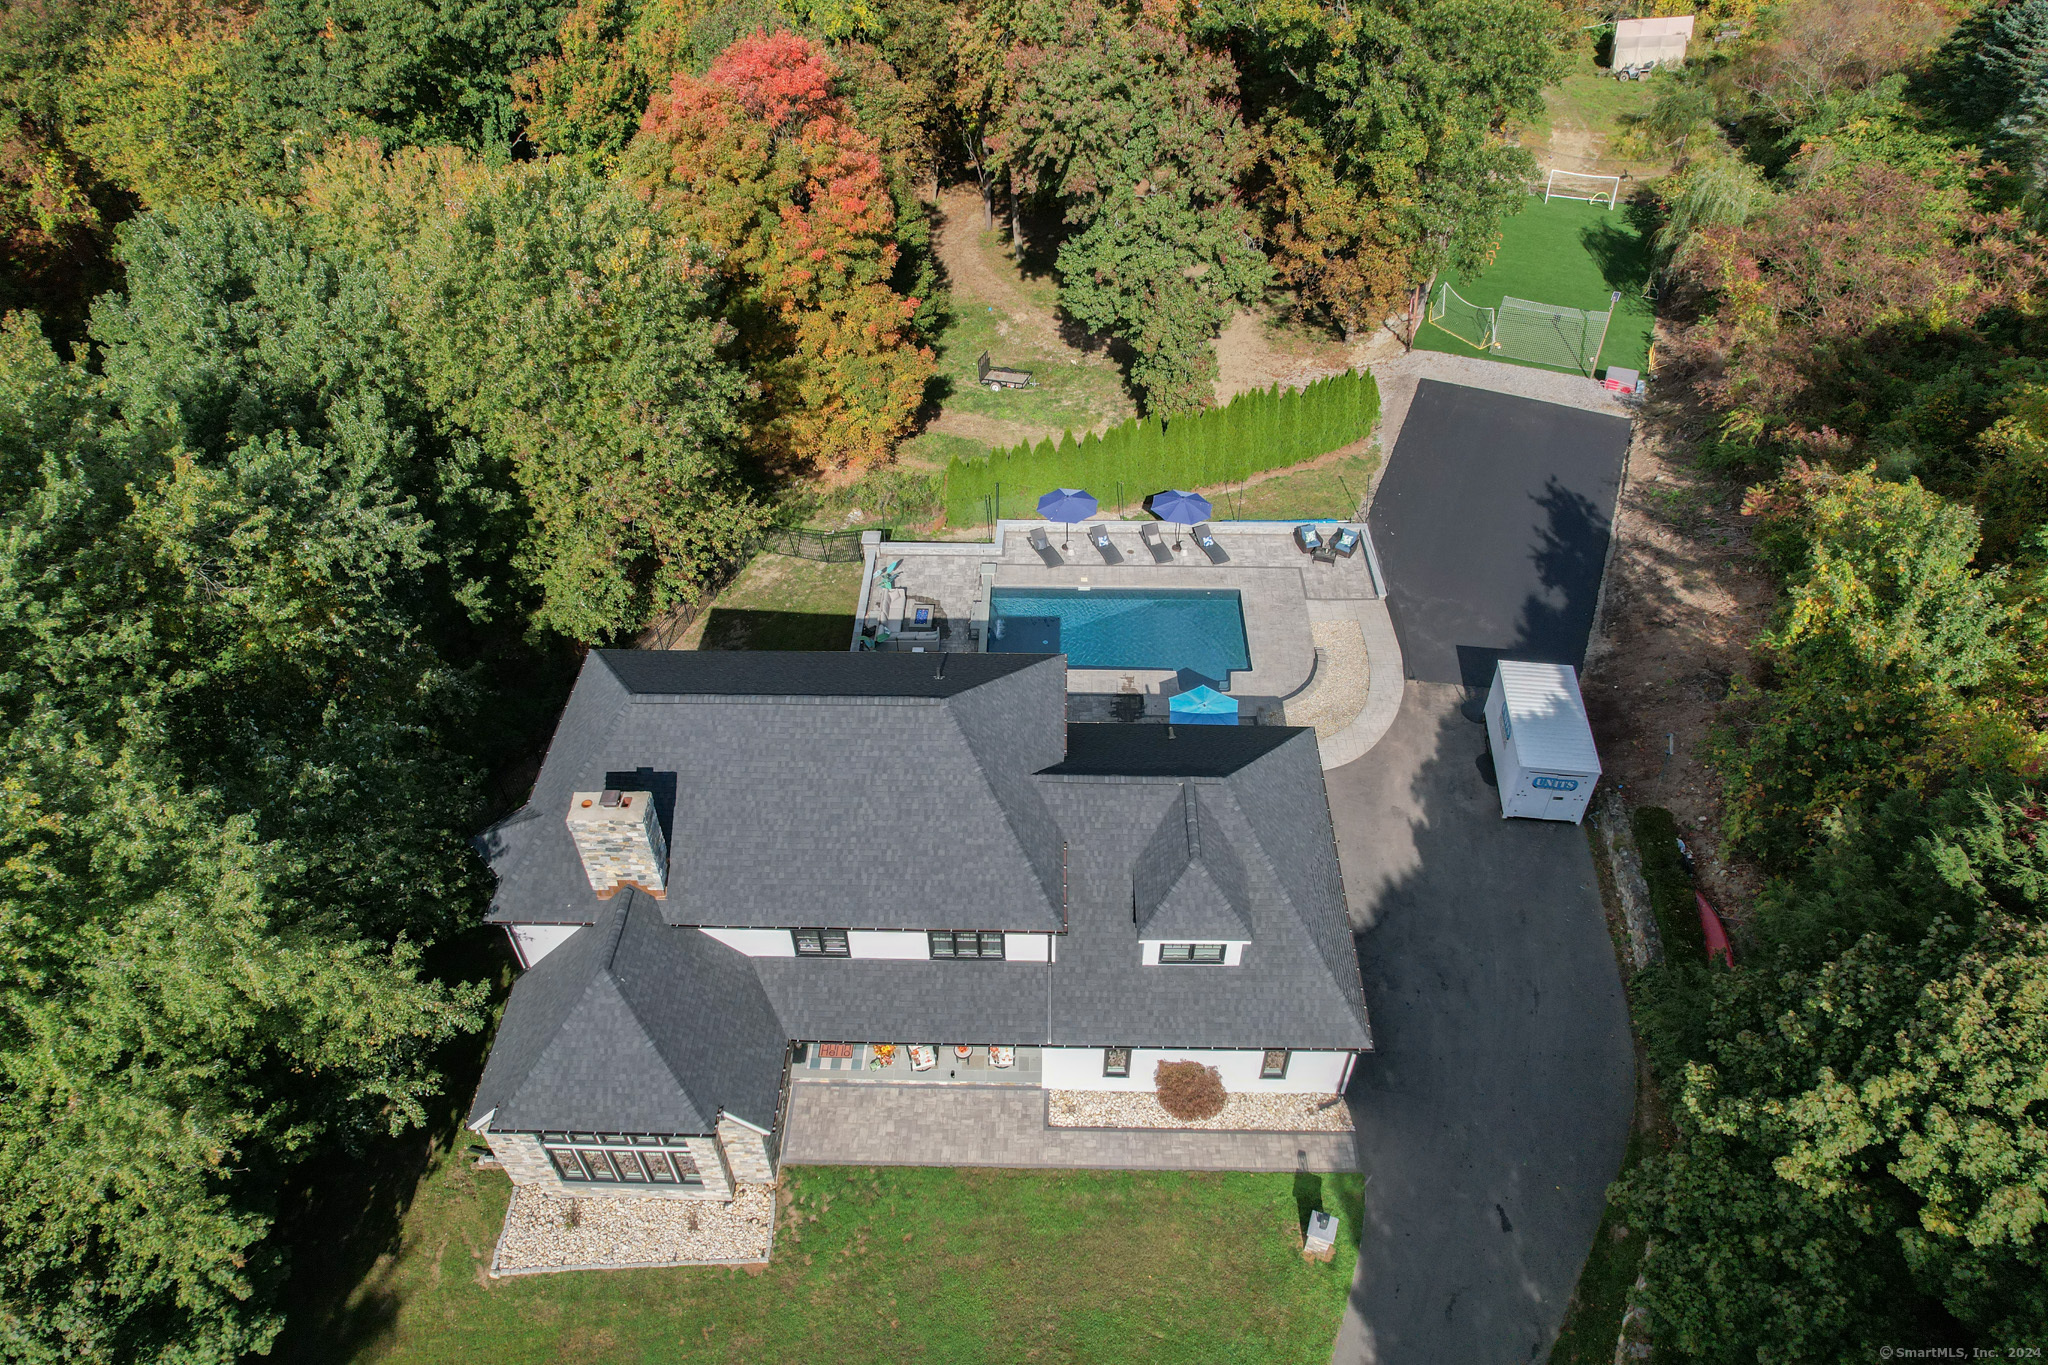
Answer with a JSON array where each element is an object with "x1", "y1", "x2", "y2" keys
[
  {"x1": 1427, "y1": 282, "x2": 1496, "y2": 350},
  {"x1": 1491, "y1": 293, "x2": 1618, "y2": 375},
  {"x1": 1543, "y1": 168, "x2": 1622, "y2": 209}
]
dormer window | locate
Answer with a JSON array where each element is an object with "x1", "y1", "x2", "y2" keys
[
  {"x1": 792, "y1": 927, "x2": 850, "y2": 957},
  {"x1": 1159, "y1": 942, "x2": 1227, "y2": 965}
]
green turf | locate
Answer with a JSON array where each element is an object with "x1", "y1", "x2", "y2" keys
[
  {"x1": 1416, "y1": 196, "x2": 1656, "y2": 379},
  {"x1": 308, "y1": 1156, "x2": 1365, "y2": 1365}
]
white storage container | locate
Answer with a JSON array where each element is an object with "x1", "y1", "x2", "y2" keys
[{"x1": 1485, "y1": 661, "x2": 1602, "y2": 823}]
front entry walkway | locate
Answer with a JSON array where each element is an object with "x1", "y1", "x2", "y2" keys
[{"x1": 779, "y1": 1080, "x2": 1360, "y2": 1172}]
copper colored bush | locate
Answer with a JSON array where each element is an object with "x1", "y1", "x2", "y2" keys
[{"x1": 1154, "y1": 1060, "x2": 1227, "y2": 1120}]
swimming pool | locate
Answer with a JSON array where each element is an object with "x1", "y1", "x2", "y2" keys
[{"x1": 987, "y1": 587, "x2": 1251, "y2": 681}]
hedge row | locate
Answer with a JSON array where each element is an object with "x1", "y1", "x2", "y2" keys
[{"x1": 943, "y1": 370, "x2": 1381, "y2": 526}]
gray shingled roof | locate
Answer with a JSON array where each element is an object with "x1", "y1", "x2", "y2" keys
[
  {"x1": 468, "y1": 892, "x2": 786, "y2": 1133},
  {"x1": 746, "y1": 727, "x2": 1370, "y2": 1052},
  {"x1": 481, "y1": 650, "x2": 1068, "y2": 932},
  {"x1": 471, "y1": 662, "x2": 1372, "y2": 1138},
  {"x1": 1131, "y1": 785, "x2": 1252, "y2": 942}
]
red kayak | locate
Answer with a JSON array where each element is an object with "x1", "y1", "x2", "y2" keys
[{"x1": 1697, "y1": 891, "x2": 1733, "y2": 967}]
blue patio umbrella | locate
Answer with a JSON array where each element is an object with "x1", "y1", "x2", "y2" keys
[
  {"x1": 1146, "y1": 489, "x2": 1212, "y2": 525},
  {"x1": 1169, "y1": 685, "x2": 1239, "y2": 726},
  {"x1": 1036, "y1": 487, "x2": 1099, "y2": 548}
]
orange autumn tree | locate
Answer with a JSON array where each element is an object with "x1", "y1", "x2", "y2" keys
[{"x1": 625, "y1": 29, "x2": 932, "y2": 472}]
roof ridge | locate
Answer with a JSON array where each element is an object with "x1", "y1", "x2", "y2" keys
[{"x1": 937, "y1": 659, "x2": 1065, "y2": 921}]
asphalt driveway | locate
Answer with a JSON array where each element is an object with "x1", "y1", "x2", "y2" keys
[
  {"x1": 1366, "y1": 380, "x2": 1632, "y2": 688},
  {"x1": 1326, "y1": 682, "x2": 1634, "y2": 1364}
]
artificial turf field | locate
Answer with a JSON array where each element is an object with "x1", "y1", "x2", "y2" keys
[{"x1": 1416, "y1": 195, "x2": 1656, "y2": 378}]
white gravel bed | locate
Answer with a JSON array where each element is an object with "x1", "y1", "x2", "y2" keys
[
  {"x1": 491, "y1": 1182, "x2": 774, "y2": 1274},
  {"x1": 1048, "y1": 1090, "x2": 1354, "y2": 1132}
]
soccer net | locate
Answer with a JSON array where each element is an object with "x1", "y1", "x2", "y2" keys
[
  {"x1": 1491, "y1": 296, "x2": 1614, "y2": 375},
  {"x1": 1544, "y1": 168, "x2": 1622, "y2": 209},
  {"x1": 1427, "y1": 282, "x2": 1496, "y2": 350}
]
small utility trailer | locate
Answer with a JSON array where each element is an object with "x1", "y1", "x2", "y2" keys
[{"x1": 977, "y1": 351, "x2": 1036, "y2": 391}]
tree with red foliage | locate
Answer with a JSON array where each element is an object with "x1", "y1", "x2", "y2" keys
[{"x1": 625, "y1": 30, "x2": 932, "y2": 471}]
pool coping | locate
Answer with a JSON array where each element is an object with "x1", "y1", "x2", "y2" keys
[{"x1": 986, "y1": 583, "x2": 1255, "y2": 685}]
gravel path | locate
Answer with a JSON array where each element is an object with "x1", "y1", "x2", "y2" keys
[
  {"x1": 491, "y1": 1182, "x2": 775, "y2": 1275},
  {"x1": 1048, "y1": 1090, "x2": 1354, "y2": 1132},
  {"x1": 1282, "y1": 620, "x2": 1368, "y2": 739}
]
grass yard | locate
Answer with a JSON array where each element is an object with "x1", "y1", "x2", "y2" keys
[
  {"x1": 1202, "y1": 452, "x2": 1378, "y2": 522},
  {"x1": 315, "y1": 1155, "x2": 1365, "y2": 1365},
  {"x1": 928, "y1": 215, "x2": 1137, "y2": 441},
  {"x1": 1417, "y1": 196, "x2": 1656, "y2": 379},
  {"x1": 681, "y1": 555, "x2": 864, "y2": 651},
  {"x1": 1510, "y1": 48, "x2": 1674, "y2": 181}
]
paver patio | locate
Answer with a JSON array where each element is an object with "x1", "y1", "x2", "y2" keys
[{"x1": 778, "y1": 1080, "x2": 1362, "y2": 1172}]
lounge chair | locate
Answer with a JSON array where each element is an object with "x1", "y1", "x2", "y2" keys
[
  {"x1": 1191, "y1": 523, "x2": 1228, "y2": 564},
  {"x1": 1331, "y1": 526, "x2": 1361, "y2": 557},
  {"x1": 1293, "y1": 523, "x2": 1325, "y2": 555},
  {"x1": 1028, "y1": 526, "x2": 1063, "y2": 566},
  {"x1": 1087, "y1": 524, "x2": 1124, "y2": 565},
  {"x1": 1139, "y1": 521, "x2": 1173, "y2": 563}
]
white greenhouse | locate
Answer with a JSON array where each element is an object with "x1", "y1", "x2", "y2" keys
[{"x1": 1484, "y1": 661, "x2": 1603, "y2": 824}]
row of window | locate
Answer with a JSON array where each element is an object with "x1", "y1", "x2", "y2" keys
[
  {"x1": 539, "y1": 1132, "x2": 702, "y2": 1186},
  {"x1": 791, "y1": 928, "x2": 1231, "y2": 964},
  {"x1": 1103, "y1": 1048, "x2": 1291, "y2": 1079}
]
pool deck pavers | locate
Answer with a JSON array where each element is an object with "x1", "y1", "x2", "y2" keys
[
  {"x1": 778, "y1": 1079, "x2": 1362, "y2": 1173},
  {"x1": 860, "y1": 522, "x2": 1394, "y2": 753}
]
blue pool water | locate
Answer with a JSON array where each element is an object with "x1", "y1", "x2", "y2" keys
[{"x1": 988, "y1": 587, "x2": 1251, "y2": 682}]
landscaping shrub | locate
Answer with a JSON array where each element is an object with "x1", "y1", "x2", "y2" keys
[
  {"x1": 942, "y1": 371, "x2": 1381, "y2": 525},
  {"x1": 1155, "y1": 1060, "x2": 1228, "y2": 1120},
  {"x1": 1631, "y1": 805, "x2": 1706, "y2": 961}
]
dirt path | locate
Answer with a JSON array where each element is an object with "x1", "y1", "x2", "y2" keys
[
  {"x1": 1212, "y1": 309, "x2": 1360, "y2": 404},
  {"x1": 1581, "y1": 391, "x2": 1773, "y2": 917},
  {"x1": 935, "y1": 187, "x2": 1071, "y2": 355}
]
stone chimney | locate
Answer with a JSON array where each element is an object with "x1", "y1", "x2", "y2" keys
[{"x1": 566, "y1": 789, "x2": 669, "y2": 900}]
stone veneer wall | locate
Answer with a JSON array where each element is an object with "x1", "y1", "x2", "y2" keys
[
  {"x1": 716, "y1": 1116, "x2": 776, "y2": 1185},
  {"x1": 484, "y1": 1129, "x2": 732, "y2": 1201}
]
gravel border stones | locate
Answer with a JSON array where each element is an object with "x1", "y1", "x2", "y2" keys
[
  {"x1": 490, "y1": 1182, "x2": 775, "y2": 1276},
  {"x1": 1048, "y1": 1090, "x2": 1355, "y2": 1132}
]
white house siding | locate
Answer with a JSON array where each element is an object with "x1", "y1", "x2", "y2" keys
[
  {"x1": 1137, "y1": 940, "x2": 1248, "y2": 966},
  {"x1": 507, "y1": 923, "x2": 585, "y2": 968},
  {"x1": 1004, "y1": 932, "x2": 1054, "y2": 962},
  {"x1": 1040, "y1": 1046, "x2": 1351, "y2": 1094},
  {"x1": 702, "y1": 927, "x2": 1056, "y2": 962},
  {"x1": 699, "y1": 927, "x2": 797, "y2": 957},
  {"x1": 846, "y1": 930, "x2": 928, "y2": 959}
]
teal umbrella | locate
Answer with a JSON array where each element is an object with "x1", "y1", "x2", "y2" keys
[{"x1": 1169, "y1": 685, "x2": 1239, "y2": 726}]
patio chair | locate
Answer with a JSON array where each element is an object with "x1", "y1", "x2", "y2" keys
[
  {"x1": 1028, "y1": 526, "x2": 1063, "y2": 566},
  {"x1": 1139, "y1": 521, "x2": 1173, "y2": 563},
  {"x1": 1331, "y1": 526, "x2": 1361, "y2": 557},
  {"x1": 1087, "y1": 524, "x2": 1124, "y2": 565},
  {"x1": 1293, "y1": 523, "x2": 1325, "y2": 556},
  {"x1": 1191, "y1": 523, "x2": 1229, "y2": 564}
]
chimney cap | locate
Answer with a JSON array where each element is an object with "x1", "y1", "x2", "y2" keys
[{"x1": 600, "y1": 789, "x2": 622, "y2": 807}]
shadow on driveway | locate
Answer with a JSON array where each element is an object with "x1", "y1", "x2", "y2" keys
[{"x1": 1328, "y1": 683, "x2": 1634, "y2": 1363}]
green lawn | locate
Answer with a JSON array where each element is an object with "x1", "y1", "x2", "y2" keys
[
  {"x1": 928, "y1": 228, "x2": 1136, "y2": 438},
  {"x1": 313, "y1": 1155, "x2": 1365, "y2": 1365},
  {"x1": 685, "y1": 555, "x2": 864, "y2": 651},
  {"x1": 1511, "y1": 48, "x2": 1673, "y2": 181},
  {"x1": 1203, "y1": 453, "x2": 1378, "y2": 522},
  {"x1": 1417, "y1": 196, "x2": 1656, "y2": 378}
]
